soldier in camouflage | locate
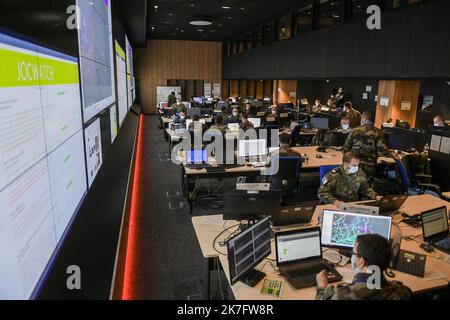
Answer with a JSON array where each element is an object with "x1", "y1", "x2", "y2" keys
[
  {"x1": 316, "y1": 234, "x2": 412, "y2": 300},
  {"x1": 318, "y1": 152, "x2": 382, "y2": 207},
  {"x1": 343, "y1": 101, "x2": 361, "y2": 118},
  {"x1": 343, "y1": 111, "x2": 394, "y2": 182}
]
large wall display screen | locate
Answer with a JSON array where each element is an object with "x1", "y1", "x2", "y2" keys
[
  {"x1": 0, "y1": 32, "x2": 87, "y2": 299},
  {"x1": 115, "y1": 40, "x2": 128, "y2": 126},
  {"x1": 85, "y1": 118, "x2": 103, "y2": 187},
  {"x1": 77, "y1": 0, "x2": 116, "y2": 123}
]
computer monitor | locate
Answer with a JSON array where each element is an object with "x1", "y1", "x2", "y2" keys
[
  {"x1": 227, "y1": 123, "x2": 240, "y2": 132},
  {"x1": 186, "y1": 149, "x2": 207, "y2": 164},
  {"x1": 227, "y1": 217, "x2": 271, "y2": 285},
  {"x1": 396, "y1": 119, "x2": 410, "y2": 129},
  {"x1": 311, "y1": 117, "x2": 330, "y2": 130},
  {"x1": 321, "y1": 210, "x2": 392, "y2": 249},
  {"x1": 238, "y1": 139, "x2": 267, "y2": 157},
  {"x1": 186, "y1": 108, "x2": 201, "y2": 117},
  {"x1": 248, "y1": 118, "x2": 261, "y2": 128},
  {"x1": 386, "y1": 133, "x2": 415, "y2": 151},
  {"x1": 193, "y1": 96, "x2": 204, "y2": 104},
  {"x1": 217, "y1": 101, "x2": 228, "y2": 109},
  {"x1": 275, "y1": 227, "x2": 322, "y2": 265},
  {"x1": 421, "y1": 206, "x2": 448, "y2": 240},
  {"x1": 223, "y1": 190, "x2": 281, "y2": 221}
]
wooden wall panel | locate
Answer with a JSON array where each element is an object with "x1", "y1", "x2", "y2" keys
[
  {"x1": 277, "y1": 80, "x2": 298, "y2": 104},
  {"x1": 239, "y1": 80, "x2": 248, "y2": 97},
  {"x1": 221, "y1": 80, "x2": 230, "y2": 98},
  {"x1": 230, "y1": 80, "x2": 239, "y2": 98},
  {"x1": 256, "y1": 80, "x2": 264, "y2": 99},
  {"x1": 248, "y1": 80, "x2": 255, "y2": 98},
  {"x1": 135, "y1": 39, "x2": 222, "y2": 113}
]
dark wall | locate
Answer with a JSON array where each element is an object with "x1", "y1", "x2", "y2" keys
[
  {"x1": 298, "y1": 79, "x2": 379, "y2": 114},
  {"x1": 416, "y1": 80, "x2": 450, "y2": 129},
  {"x1": 223, "y1": 0, "x2": 450, "y2": 80}
]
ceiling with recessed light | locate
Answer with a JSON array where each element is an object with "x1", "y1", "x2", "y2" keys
[{"x1": 147, "y1": 0, "x2": 310, "y2": 41}]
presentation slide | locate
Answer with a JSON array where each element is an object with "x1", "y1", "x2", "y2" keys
[
  {"x1": 125, "y1": 35, "x2": 133, "y2": 77},
  {"x1": 115, "y1": 40, "x2": 128, "y2": 125},
  {"x1": 110, "y1": 105, "x2": 118, "y2": 143},
  {"x1": 85, "y1": 118, "x2": 103, "y2": 187},
  {"x1": 127, "y1": 74, "x2": 133, "y2": 110},
  {"x1": 77, "y1": 0, "x2": 115, "y2": 123},
  {"x1": 47, "y1": 130, "x2": 87, "y2": 242},
  {"x1": 0, "y1": 32, "x2": 87, "y2": 299}
]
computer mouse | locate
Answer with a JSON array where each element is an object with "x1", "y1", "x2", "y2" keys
[
  {"x1": 420, "y1": 243, "x2": 434, "y2": 253},
  {"x1": 316, "y1": 154, "x2": 323, "y2": 159}
]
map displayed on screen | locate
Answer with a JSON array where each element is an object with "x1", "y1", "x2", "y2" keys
[
  {"x1": 77, "y1": 0, "x2": 115, "y2": 123},
  {"x1": 0, "y1": 32, "x2": 87, "y2": 299}
]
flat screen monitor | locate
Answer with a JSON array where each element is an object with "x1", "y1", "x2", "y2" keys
[
  {"x1": 193, "y1": 97, "x2": 204, "y2": 105},
  {"x1": 248, "y1": 118, "x2": 261, "y2": 128},
  {"x1": 186, "y1": 108, "x2": 201, "y2": 117},
  {"x1": 227, "y1": 123, "x2": 240, "y2": 132},
  {"x1": 227, "y1": 217, "x2": 271, "y2": 285},
  {"x1": 311, "y1": 117, "x2": 330, "y2": 130},
  {"x1": 238, "y1": 139, "x2": 267, "y2": 157},
  {"x1": 223, "y1": 191, "x2": 281, "y2": 221},
  {"x1": 186, "y1": 149, "x2": 207, "y2": 164},
  {"x1": 321, "y1": 210, "x2": 392, "y2": 249}
]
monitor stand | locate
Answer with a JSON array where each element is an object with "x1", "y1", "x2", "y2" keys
[{"x1": 241, "y1": 269, "x2": 266, "y2": 287}]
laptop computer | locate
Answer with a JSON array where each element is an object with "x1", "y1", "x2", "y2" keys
[
  {"x1": 421, "y1": 206, "x2": 450, "y2": 254},
  {"x1": 271, "y1": 204, "x2": 315, "y2": 227},
  {"x1": 361, "y1": 194, "x2": 408, "y2": 216},
  {"x1": 185, "y1": 149, "x2": 209, "y2": 169},
  {"x1": 275, "y1": 227, "x2": 342, "y2": 290}
]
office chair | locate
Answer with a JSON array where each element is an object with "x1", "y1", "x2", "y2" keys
[
  {"x1": 320, "y1": 165, "x2": 340, "y2": 185},
  {"x1": 269, "y1": 157, "x2": 301, "y2": 201},
  {"x1": 396, "y1": 154, "x2": 440, "y2": 197}
]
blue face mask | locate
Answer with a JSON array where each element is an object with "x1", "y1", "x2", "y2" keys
[
  {"x1": 351, "y1": 254, "x2": 361, "y2": 272},
  {"x1": 347, "y1": 165, "x2": 359, "y2": 174}
]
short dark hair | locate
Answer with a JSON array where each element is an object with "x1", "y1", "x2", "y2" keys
[
  {"x1": 344, "y1": 101, "x2": 352, "y2": 108},
  {"x1": 171, "y1": 91, "x2": 175, "y2": 95},
  {"x1": 279, "y1": 133, "x2": 291, "y2": 145},
  {"x1": 356, "y1": 234, "x2": 392, "y2": 271},
  {"x1": 240, "y1": 113, "x2": 248, "y2": 120},
  {"x1": 192, "y1": 115, "x2": 200, "y2": 121},
  {"x1": 342, "y1": 151, "x2": 358, "y2": 164},
  {"x1": 215, "y1": 115, "x2": 224, "y2": 125},
  {"x1": 341, "y1": 116, "x2": 350, "y2": 121},
  {"x1": 362, "y1": 111, "x2": 374, "y2": 122}
]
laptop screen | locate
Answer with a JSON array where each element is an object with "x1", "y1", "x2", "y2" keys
[
  {"x1": 276, "y1": 228, "x2": 321, "y2": 265},
  {"x1": 422, "y1": 207, "x2": 449, "y2": 239},
  {"x1": 227, "y1": 123, "x2": 240, "y2": 132},
  {"x1": 238, "y1": 139, "x2": 267, "y2": 157},
  {"x1": 321, "y1": 210, "x2": 392, "y2": 248},
  {"x1": 311, "y1": 117, "x2": 329, "y2": 130},
  {"x1": 186, "y1": 149, "x2": 207, "y2": 164},
  {"x1": 248, "y1": 118, "x2": 261, "y2": 128}
]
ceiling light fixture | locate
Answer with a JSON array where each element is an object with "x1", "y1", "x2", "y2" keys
[
  {"x1": 189, "y1": 20, "x2": 212, "y2": 26},
  {"x1": 222, "y1": 6, "x2": 231, "y2": 9}
]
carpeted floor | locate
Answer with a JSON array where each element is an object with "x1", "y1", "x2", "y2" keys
[{"x1": 128, "y1": 115, "x2": 320, "y2": 299}]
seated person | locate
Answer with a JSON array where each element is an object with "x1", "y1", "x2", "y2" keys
[
  {"x1": 316, "y1": 234, "x2": 412, "y2": 300},
  {"x1": 171, "y1": 97, "x2": 187, "y2": 113},
  {"x1": 244, "y1": 103, "x2": 256, "y2": 117},
  {"x1": 312, "y1": 117, "x2": 351, "y2": 146},
  {"x1": 339, "y1": 116, "x2": 351, "y2": 131},
  {"x1": 209, "y1": 115, "x2": 227, "y2": 134},
  {"x1": 227, "y1": 107, "x2": 240, "y2": 124},
  {"x1": 343, "y1": 101, "x2": 361, "y2": 118},
  {"x1": 325, "y1": 98, "x2": 336, "y2": 111},
  {"x1": 271, "y1": 133, "x2": 301, "y2": 158},
  {"x1": 318, "y1": 152, "x2": 382, "y2": 207},
  {"x1": 433, "y1": 115, "x2": 448, "y2": 128},
  {"x1": 172, "y1": 110, "x2": 186, "y2": 124},
  {"x1": 188, "y1": 114, "x2": 207, "y2": 131},
  {"x1": 312, "y1": 99, "x2": 323, "y2": 113},
  {"x1": 220, "y1": 106, "x2": 228, "y2": 119},
  {"x1": 239, "y1": 113, "x2": 254, "y2": 131}
]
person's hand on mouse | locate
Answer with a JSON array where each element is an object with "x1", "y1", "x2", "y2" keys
[{"x1": 316, "y1": 270, "x2": 329, "y2": 290}]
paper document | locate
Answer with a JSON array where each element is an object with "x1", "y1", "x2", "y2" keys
[
  {"x1": 430, "y1": 135, "x2": 442, "y2": 152},
  {"x1": 198, "y1": 215, "x2": 223, "y2": 225},
  {"x1": 439, "y1": 136, "x2": 450, "y2": 154}
]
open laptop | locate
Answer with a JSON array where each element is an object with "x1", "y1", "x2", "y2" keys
[
  {"x1": 185, "y1": 149, "x2": 208, "y2": 169},
  {"x1": 421, "y1": 206, "x2": 450, "y2": 254},
  {"x1": 271, "y1": 204, "x2": 315, "y2": 227},
  {"x1": 360, "y1": 194, "x2": 408, "y2": 216},
  {"x1": 227, "y1": 123, "x2": 240, "y2": 132},
  {"x1": 275, "y1": 227, "x2": 342, "y2": 290}
]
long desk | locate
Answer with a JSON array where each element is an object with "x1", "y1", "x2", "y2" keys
[{"x1": 192, "y1": 195, "x2": 450, "y2": 300}]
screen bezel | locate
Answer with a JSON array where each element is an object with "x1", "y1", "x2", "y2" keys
[
  {"x1": 275, "y1": 227, "x2": 322, "y2": 266},
  {"x1": 321, "y1": 209, "x2": 393, "y2": 250},
  {"x1": 421, "y1": 206, "x2": 449, "y2": 241}
]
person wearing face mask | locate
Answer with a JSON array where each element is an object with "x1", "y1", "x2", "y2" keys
[
  {"x1": 227, "y1": 106, "x2": 240, "y2": 123},
  {"x1": 433, "y1": 115, "x2": 447, "y2": 128},
  {"x1": 312, "y1": 99, "x2": 323, "y2": 113},
  {"x1": 239, "y1": 113, "x2": 254, "y2": 131},
  {"x1": 316, "y1": 234, "x2": 412, "y2": 300},
  {"x1": 171, "y1": 98, "x2": 187, "y2": 113},
  {"x1": 339, "y1": 116, "x2": 351, "y2": 132},
  {"x1": 318, "y1": 152, "x2": 382, "y2": 207},
  {"x1": 173, "y1": 110, "x2": 187, "y2": 124},
  {"x1": 343, "y1": 111, "x2": 395, "y2": 183},
  {"x1": 343, "y1": 101, "x2": 361, "y2": 118}
]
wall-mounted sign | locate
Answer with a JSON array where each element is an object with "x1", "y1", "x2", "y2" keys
[
  {"x1": 401, "y1": 101, "x2": 412, "y2": 111},
  {"x1": 380, "y1": 97, "x2": 390, "y2": 107},
  {"x1": 366, "y1": 85, "x2": 372, "y2": 92}
]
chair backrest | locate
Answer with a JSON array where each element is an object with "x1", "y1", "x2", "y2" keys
[
  {"x1": 319, "y1": 165, "x2": 340, "y2": 185},
  {"x1": 396, "y1": 159, "x2": 410, "y2": 192}
]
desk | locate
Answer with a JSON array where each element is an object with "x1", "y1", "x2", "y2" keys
[
  {"x1": 192, "y1": 195, "x2": 450, "y2": 300},
  {"x1": 292, "y1": 146, "x2": 342, "y2": 170},
  {"x1": 442, "y1": 192, "x2": 450, "y2": 201}
]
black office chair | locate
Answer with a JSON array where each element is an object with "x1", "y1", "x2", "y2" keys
[{"x1": 269, "y1": 156, "x2": 301, "y2": 202}]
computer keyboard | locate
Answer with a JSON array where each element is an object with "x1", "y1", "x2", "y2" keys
[
  {"x1": 436, "y1": 238, "x2": 450, "y2": 249},
  {"x1": 289, "y1": 264, "x2": 328, "y2": 278}
]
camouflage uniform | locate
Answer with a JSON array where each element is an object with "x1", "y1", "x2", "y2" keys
[
  {"x1": 271, "y1": 146, "x2": 302, "y2": 158},
  {"x1": 316, "y1": 273, "x2": 412, "y2": 300},
  {"x1": 209, "y1": 124, "x2": 227, "y2": 135},
  {"x1": 311, "y1": 129, "x2": 332, "y2": 146},
  {"x1": 346, "y1": 108, "x2": 361, "y2": 118},
  {"x1": 343, "y1": 123, "x2": 392, "y2": 182},
  {"x1": 317, "y1": 166, "x2": 377, "y2": 204},
  {"x1": 171, "y1": 102, "x2": 187, "y2": 113}
]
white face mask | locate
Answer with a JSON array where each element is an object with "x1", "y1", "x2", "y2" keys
[
  {"x1": 272, "y1": 110, "x2": 277, "y2": 115},
  {"x1": 233, "y1": 112, "x2": 238, "y2": 117},
  {"x1": 351, "y1": 254, "x2": 361, "y2": 272},
  {"x1": 342, "y1": 124, "x2": 350, "y2": 130},
  {"x1": 347, "y1": 165, "x2": 359, "y2": 174},
  {"x1": 176, "y1": 101, "x2": 181, "y2": 105},
  {"x1": 180, "y1": 115, "x2": 185, "y2": 120},
  {"x1": 434, "y1": 122, "x2": 444, "y2": 127}
]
